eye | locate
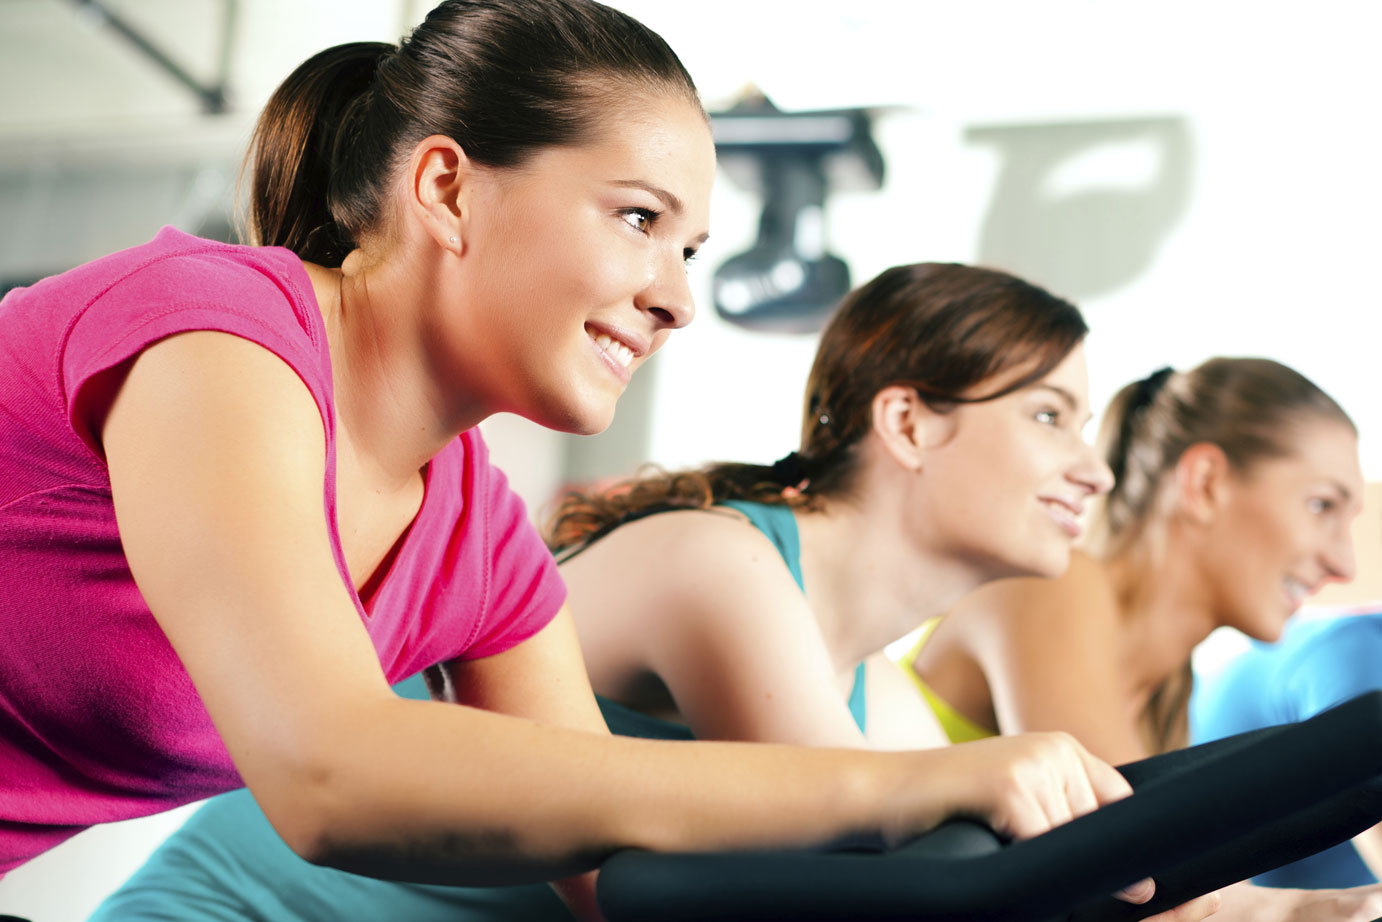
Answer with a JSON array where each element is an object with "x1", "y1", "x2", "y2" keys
[
  {"x1": 683, "y1": 248, "x2": 699, "y2": 266},
  {"x1": 1307, "y1": 497, "x2": 1337, "y2": 515},
  {"x1": 620, "y1": 207, "x2": 658, "y2": 233},
  {"x1": 1035, "y1": 408, "x2": 1061, "y2": 426}
]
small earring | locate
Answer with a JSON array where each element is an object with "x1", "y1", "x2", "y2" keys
[{"x1": 448, "y1": 235, "x2": 458, "y2": 244}]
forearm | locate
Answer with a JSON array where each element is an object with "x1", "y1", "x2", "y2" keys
[
  {"x1": 288, "y1": 694, "x2": 895, "y2": 884},
  {"x1": 1216, "y1": 880, "x2": 1382, "y2": 922}
]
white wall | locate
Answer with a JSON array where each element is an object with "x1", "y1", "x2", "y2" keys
[
  {"x1": 2, "y1": 1, "x2": 1382, "y2": 918},
  {"x1": 597, "y1": 0, "x2": 1382, "y2": 480}
]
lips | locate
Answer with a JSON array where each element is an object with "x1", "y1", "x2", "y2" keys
[
  {"x1": 1282, "y1": 576, "x2": 1313, "y2": 610},
  {"x1": 1039, "y1": 496, "x2": 1084, "y2": 539}
]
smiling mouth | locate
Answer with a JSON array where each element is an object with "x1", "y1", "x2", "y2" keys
[
  {"x1": 1283, "y1": 577, "x2": 1312, "y2": 609},
  {"x1": 591, "y1": 331, "x2": 635, "y2": 369},
  {"x1": 1040, "y1": 498, "x2": 1083, "y2": 539}
]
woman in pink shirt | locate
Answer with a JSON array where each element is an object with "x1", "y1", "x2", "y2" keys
[{"x1": 0, "y1": 0, "x2": 1146, "y2": 918}]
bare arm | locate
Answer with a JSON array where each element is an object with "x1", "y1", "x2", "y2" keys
[
  {"x1": 1352, "y1": 824, "x2": 1382, "y2": 879},
  {"x1": 566, "y1": 513, "x2": 1205, "y2": 918},
  {"x1": 564, "y1": 510, "x2": 873, "y2": 748},
  {"x1": 99, "y1": 332, "x2": 1138, "y2": 884},
  {"x1": 432, "y1": 607, "x2": 608, "y2": 919}
]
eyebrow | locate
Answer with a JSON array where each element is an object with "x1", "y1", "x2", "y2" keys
[
  {"x1": 1028, "y1": 383, "x2": 1079, "y2": 411},
  {"x1": 1325, "y1": 480, "x2": 1355, "y2": 504},
  {"x1": 1027, "y1": 383, "x2": 1095, "y2": 426},
  {"x1": 613, "y1": 179, "x2": 684, "y2": 214},
  {"x1": 612, "y1": 180, "x2": 711, "y2": 245}
]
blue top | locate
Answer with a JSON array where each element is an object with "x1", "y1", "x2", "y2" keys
[
  {"x1": 1192, "y1": 612, "x2": 1382, "y2": 888},
  {"x1": 91, "y1": 500, "x2": 866, "y2": 921}
]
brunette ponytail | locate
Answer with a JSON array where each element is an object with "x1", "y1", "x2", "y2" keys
[{"x1": 245, "y1": 43, "x2": 391, "y2": 266}]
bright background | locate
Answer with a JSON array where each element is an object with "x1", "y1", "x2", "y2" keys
[{"x1": 2, "y1": 2, "x2": 1381, "y2": 917}]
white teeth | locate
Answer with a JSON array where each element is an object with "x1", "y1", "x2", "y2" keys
[
  {"x1": 1283, "y1": 578, "x2": 1310, "y2": 605},
  {"x1": 593, "y1": 333, "x2": 634, "y2": 369}
]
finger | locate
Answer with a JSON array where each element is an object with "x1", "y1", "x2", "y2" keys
[
  {"x1": 1074, "y1": 742, "x2": 1134, "y2": 806},
  {"x1": 1143, "y1": 890, "x2": 1221, "y2": 921},
  {"x1": 1059, "y1": 743, "x2": 1102, "y2": 820},
  {"x1": 1115, "y1": 878, "x2": 1155, "y2": 904},
  {"x1": 1000, "y1": 786, "x2": 1056, "y2": 841}
]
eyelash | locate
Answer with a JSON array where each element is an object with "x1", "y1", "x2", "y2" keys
[
  {"x1": 1308, "y1": 497, "x2": 1336, "y2": 515},
  {"x1": 1035, "y1": 409, "x2": 1061, "y2": 426},
  {"x1": 621, "y1": 207, "x2": 700, "y2": 266},
  {"x1": 621, "y1": 206, "x2": 659, "y2": 233}
]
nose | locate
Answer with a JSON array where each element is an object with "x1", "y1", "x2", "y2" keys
[
  {"x1": 1321, "y1": 521, "x2": 1357, "y2": 584},
  {"x1": 637, "y1": 250, "x2": 696, "y2": 331},
  {"x1": 1070, "y1": 440, "x2": 1116, "y2": 498}
]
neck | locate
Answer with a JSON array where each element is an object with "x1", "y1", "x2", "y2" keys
[
  {"x1": 304, "y1": 252, "x2": 489, "y2": 488},
  {"x1": 1100, "y1": 523, "x2": 1220, "y2": 705},
  {"x1": 793, "y1": 490, "x2": 991, "y2": 676}
]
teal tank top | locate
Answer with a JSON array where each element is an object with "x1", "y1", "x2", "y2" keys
[{"x1": 90, "y1": 500, "x2": 866, "y2": 922}]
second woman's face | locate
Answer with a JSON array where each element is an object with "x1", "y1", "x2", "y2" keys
[
  {"x1": 447, "y1": 93, "x2": 715, "y2": 434},
  {"x1": 1201, "y1": 418, "x2": 1363, "y2": 641},
  {"x1": 919, "y1": 343, "x2": 1115, "y2": 582}
]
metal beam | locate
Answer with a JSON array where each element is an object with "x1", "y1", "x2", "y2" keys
[{"x1": 69, "y1": 0, "x2": 236, "y2": 114}]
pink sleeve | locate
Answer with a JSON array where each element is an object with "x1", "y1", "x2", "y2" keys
[
  {"x1": 460, "y1": 431, "x2": 567, "y2": 659},
  {"x1": 59, "y1": 251, "x2": 328, "y2": 455}
]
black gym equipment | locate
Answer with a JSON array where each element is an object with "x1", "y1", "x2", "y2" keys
[
  {"x1": 708, "y1": 95, "x2": 884, "y2": 334},
  {"x1": 598, "y1": 690, "x2": 1382, "y2": 922}
]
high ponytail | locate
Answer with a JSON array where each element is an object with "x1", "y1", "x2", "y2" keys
[{"x1": 244, "y1": 42, "x2": 391, "y2": 267}]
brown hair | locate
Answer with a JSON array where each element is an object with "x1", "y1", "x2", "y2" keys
[
  {"x1": 1090, "y1": 357, "x2": 1355, "y2": 752},
  {"x1": 547, "y1": 262, "x2": 1088, "y2": 553},
  {"x1": 243, "y1": 0, "x2": 701, "y2": 267}
]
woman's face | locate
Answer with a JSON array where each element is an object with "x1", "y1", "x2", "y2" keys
[
  {"x1": 917, "y1": 343, "x2": 1115, "y2": 581},
  {"x1": 444, "y1": 93, "x2": 715, "y2": 433},
  {"x1": 1202, "y1": 418, "x2": 1362, "y2": 641}
]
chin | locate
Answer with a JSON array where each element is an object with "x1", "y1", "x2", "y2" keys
[
  {"x1": 1020, "y1": 544, "x2": 1074, "y2": 581},
  {"x1": 529, "y1": 399, "x2": 617, "y2": 436},
  {"x1": 984, "y1": 546, "x2": 1070, "y2": 583}
]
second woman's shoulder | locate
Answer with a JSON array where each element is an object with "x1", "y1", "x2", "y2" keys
[{"x1": 567, "y1": 505, "x2": 785, "y2": 578}]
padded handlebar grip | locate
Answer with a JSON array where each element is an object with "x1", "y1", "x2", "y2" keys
[{"x1": 598, "y1": 691, "x2": 1382, "y2": 922}]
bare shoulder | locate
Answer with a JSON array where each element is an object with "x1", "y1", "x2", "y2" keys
[
  {"x1": 959, "y1": 551, "x2": 1116, "y2": 624},
  {"x1": 562, "y1": 505, "x2": 793, "y2": 595},
  {"x1": 562, "y1": 506, "x2": 810, "y2": 680}
]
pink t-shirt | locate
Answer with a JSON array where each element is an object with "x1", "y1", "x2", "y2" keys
[{"x1": 0, "y1": 227, "x2": 566, "y2": 873}]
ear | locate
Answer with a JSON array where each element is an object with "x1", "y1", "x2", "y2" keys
[
  {"x1": 870, "y1": 386, "x2": 955, "y2": 473},
  {"x1": 405, "y1": 134, "x2": 474, "y2": 254},
  {"x1": 1174, "y1": 442, "x2": 1232, "y2": 524}
]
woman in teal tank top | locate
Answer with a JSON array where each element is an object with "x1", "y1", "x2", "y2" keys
[{"x1": 95, "y1": 263, "x2": 1222, "y2": 921}]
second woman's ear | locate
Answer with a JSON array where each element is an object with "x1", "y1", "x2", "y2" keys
[
  {"x1": 406, "y1": 133, "x2": 474, "y2": 253},
  {"x1": 870, "y1": 386, "x2": 955, "y2": 473}
]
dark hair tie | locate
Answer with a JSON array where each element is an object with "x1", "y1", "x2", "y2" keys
[
  {"x1": 1134, "y1": 366, "x2": 1175, "y2": 413},
  {"x1": 770, "y1": 451, "x2": 809, "y2": 487}
]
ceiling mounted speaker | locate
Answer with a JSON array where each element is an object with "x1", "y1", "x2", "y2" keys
[{"x1": 710, "y1": 95, "x2": 884, "y2": 334}]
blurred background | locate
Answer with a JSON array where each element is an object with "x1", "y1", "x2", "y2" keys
[{"x1": 2, "y1": 1, "x2": 1380, "y2": 917}]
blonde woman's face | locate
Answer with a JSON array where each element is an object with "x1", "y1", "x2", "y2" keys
[
  {"x1": 1203, "y1": 419, "x2": 1363, "y2": 640},
  {"x1": 916, "y1": 343, "x2": 1116, "y2": 581}
]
